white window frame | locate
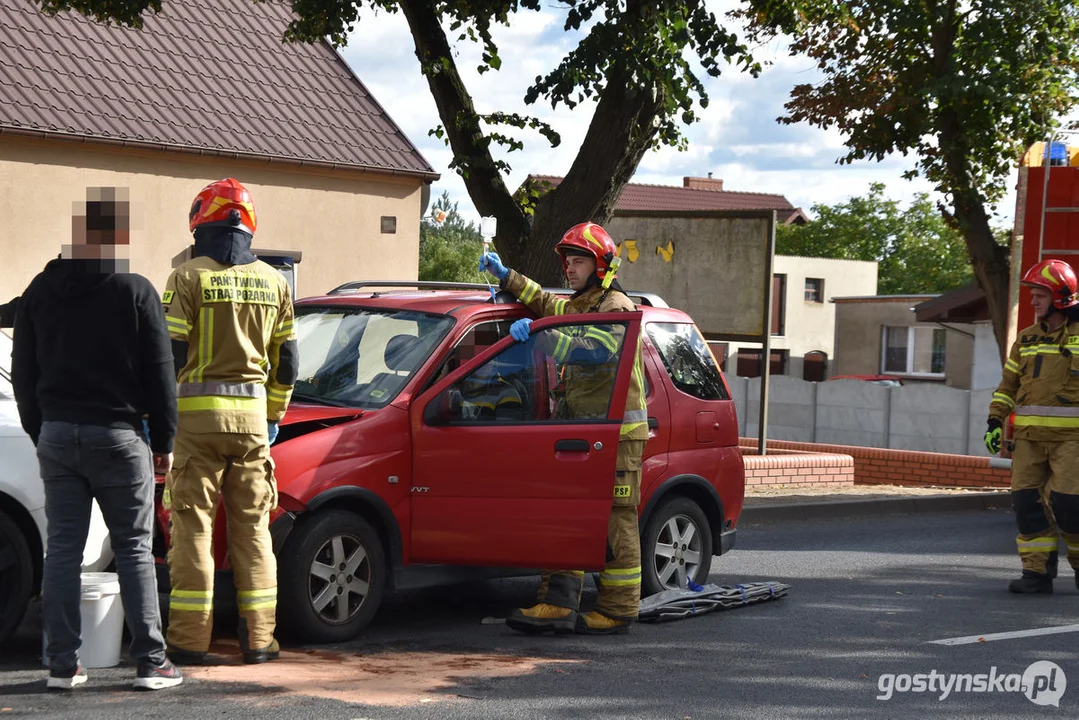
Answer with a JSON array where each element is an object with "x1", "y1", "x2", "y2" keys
[{"x1": 880, "y1": 326, "x2": 946, "y2": 378}]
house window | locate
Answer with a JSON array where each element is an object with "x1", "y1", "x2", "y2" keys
[
  {"x1": 380, "y1": 216, "x2": 397, "y2": 234},
  {"x1": 882, "y1": 326, "x2": 946, "y2": 376},
  {"x1": 771, "y1": 274, "x2": 786, "y2": 336},
  {"x1": 805, "y1": 278, "x2": 824, "y2": 303}
]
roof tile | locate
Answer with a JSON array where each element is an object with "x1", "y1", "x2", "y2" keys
[
  {"x1": 528, "y1": 175, "x2": 800, "y2": 217},
  {"x1": 0, "y1": 0, "x2": 435, "y2": 176}
]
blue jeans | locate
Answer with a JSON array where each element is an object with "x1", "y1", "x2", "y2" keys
[{"x1": 37, "y1": 422, "x2": 166, "y2": 670}]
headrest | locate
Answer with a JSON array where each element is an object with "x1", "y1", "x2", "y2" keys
[
  {"x1": 384, "y1": 334, "x2": 422, "y2": 372},
  {"x1": 486, "y1": 290, "x2": 519, "y2": 305}
]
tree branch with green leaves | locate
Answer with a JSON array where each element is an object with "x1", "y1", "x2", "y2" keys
[{"x1": 739, "y1": 0, "x2": 1079, "y2": 360}]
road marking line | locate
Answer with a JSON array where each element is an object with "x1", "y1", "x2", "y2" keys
[{"x1": 929, "y1": 624, "x2": 1079, "y2": 646}]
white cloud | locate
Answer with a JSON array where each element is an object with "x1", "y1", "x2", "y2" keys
[{"x1": 340, "y1": 3, "x2": 1019, "y2": 229}]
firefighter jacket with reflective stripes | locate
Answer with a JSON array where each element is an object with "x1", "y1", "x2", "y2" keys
[
  {"x1": 504, "y1": 270, "x2": 648, "y2": 440},
  {"x1": 163, "y1": 256, "x2": 296, "y2": 433},
  {"x1": 990, "y1": 319, "x2": 1079, "y2": 441}
]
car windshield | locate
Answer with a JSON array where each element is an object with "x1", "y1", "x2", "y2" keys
[{"x1": 293, "y1": 306, "x2": 454, "y2": 409}]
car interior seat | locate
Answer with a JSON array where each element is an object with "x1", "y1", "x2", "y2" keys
[{"x1": 357, "y1": 334, "x2": 425, "y2": 403}]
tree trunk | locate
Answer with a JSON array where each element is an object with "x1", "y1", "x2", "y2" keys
[
  {"x1": 931, "y1": 0, "x2": 1011, "y2": 362},
  {"x1": 952, "y1": 202, "x2": 1011, "y2": 362},
  {"x1": 516, "y1": 72, "x2": 666, "y2": 286},
  {"x1": 398, "y1": 0, "x2": 529, "y2": 253},
  {"x1": 398, "y1": 0, "x2": 665, "y2": 288}
]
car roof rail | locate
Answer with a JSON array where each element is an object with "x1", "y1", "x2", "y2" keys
[
  {"x1": 324, "y1": 280, "x2": 669, "y2": 308},
  {"x1": 539, "y1": 287, "x2": 670, "y2": 308},
  {"x1": 326, "y1": 281, "x2": 493, "y2": 295}
]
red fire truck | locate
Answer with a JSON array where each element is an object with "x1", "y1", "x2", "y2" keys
[
  {"x1": 1012, "y1": 134, "x2": 1079, "y2": 335},
  {"x1": 1002, "y1": 133, "x2": 1079, "y2": 454}
]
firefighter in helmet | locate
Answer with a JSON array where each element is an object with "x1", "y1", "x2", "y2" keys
[
  {"x1": 162, "y1": 178, "x2": 297, "y2": 663},
  {"x1": 987, "y1": 258, "x2": 1079, "y2": 593},
  {"x1": 480, "y1": 222, "x2": 648, "y2": 634}
]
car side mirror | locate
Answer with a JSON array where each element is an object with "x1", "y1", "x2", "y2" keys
[{"x1": 425, "y1": 387, "x2": 462, "y2": 426}]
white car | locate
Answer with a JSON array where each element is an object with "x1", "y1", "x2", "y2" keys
[{"x1": 0, "y1": 329, "x2": 112, "y2": 646}]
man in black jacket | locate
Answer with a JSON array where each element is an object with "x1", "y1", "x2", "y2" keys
[
  {"x1": 0, "y1": 296, "x2": 18, "y2": 328},
  {"x1": 12, "y1": 188, "x2": 183, "y2": 691}
]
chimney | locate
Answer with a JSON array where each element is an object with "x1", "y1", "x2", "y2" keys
[{"x1": 683, "y1": 175, "x2": 724, "y2": 191}]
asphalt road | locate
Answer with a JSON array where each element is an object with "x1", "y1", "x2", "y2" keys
[{"x1": 2, "y1": 506, "x2": 1077, "y2": 719}]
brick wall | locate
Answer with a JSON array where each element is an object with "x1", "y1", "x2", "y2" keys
[
  {"x1": 740, "y1": 438, "x2": 1010, "y2": 489},
  {"x1": 740, "y1": 447, "x2": 855, "y2": 488}
]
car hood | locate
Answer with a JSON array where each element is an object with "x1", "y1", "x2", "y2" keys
[{"x1": 280, "y1": 404, "x2": 364, "y2": 427}]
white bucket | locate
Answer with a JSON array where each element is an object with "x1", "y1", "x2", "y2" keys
[{"x1": 42, "y1": 572, "x2": 125, "y2": 669}]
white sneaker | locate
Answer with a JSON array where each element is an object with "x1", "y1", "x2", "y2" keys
[{"x1": 46, "y1": 663, "x2": 87, "y2": 690}]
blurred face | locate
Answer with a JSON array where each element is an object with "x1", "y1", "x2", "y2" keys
[
  {"x1": 564, "y1": 253, "x2": 597, "y2": 291},
  {"x1": 1030, "y1": 286, "x2": 1054, "y2": 321},
  {"x1": 63, "y1": 188, "x2": 132, "y2": 271}
]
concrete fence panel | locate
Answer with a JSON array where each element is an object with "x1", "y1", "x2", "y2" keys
[
  {"x1": 724, "y1": 374, "x2": 1000, "y2": 454},
  {"x1": 814, "y1": 379, "x2": 890, "y2": 447},
  {"x1": 889, "y1": 383, "x2": 970, "y2": 454},
  {"x1": 968, "y1": 389, "x2": 996, "y2": 457}
]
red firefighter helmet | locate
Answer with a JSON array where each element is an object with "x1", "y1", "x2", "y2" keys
[
  {"x1": 188, "y1": 178, "x2": 257, "y2": 235},
  {"x1": 554, "y1": 222, "x2": 618, "y2": 281},
  {"x1": 1021, "y1": 259, "x2": 1079, "y2": 309}
]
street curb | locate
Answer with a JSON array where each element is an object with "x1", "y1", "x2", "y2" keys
[{"x1": 740, "y1": 491, "x2": 1012, "y2": 523}]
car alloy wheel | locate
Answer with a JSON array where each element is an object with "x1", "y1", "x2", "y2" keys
[
  {"x1": 309, "y1": 531, "x2": 371, "y2": 625},
  {"x1": 641, "y1": 496, "x2": 713, "y2": 597},
  {"x1": 654, "y1": 512, "x2": 704, "y2": 590},
  {"x1": 278, "y1": 509, "x2": 386, "y2": 643}
]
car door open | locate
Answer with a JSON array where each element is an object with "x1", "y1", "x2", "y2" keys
[{"x1": 409, "y1": 311, "x2": 642, "y2": 569}]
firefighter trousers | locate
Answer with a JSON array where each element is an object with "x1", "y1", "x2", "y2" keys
[
  {"x1": 165, "y1": 430, "x2": 278, "y2": 653},
  {"x1": 1010, "y1": 439, "x2": 1079, "y2": 576},
  {"x1": 535, "y1": 440, "x2": 645, "y2": 620}
]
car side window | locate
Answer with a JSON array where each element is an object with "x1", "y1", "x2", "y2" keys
[
  {"x1": 647, "y1": 323, "x2": 729, "y2": 401},
  {"x1": 426, "y1": 320, "x2": 514, "y2": 389},
  {"x1": 428, "y1": 320, "x2": 629, "y2": 424}
]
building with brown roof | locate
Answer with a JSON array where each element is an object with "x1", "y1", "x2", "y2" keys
[
  {"x1": 0, "y1": 0, "x2": 437, "y2": 301},
  {"x1": 528, "y1": 174, "x2": 808, "y2": 224}
]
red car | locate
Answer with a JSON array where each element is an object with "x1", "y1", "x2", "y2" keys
[
  {"x1": 827, "y1": 374, "x2": 904, "y2": 387},
  {"x1": 155, "y1": 282, "x2": 745, "y2": 642}
]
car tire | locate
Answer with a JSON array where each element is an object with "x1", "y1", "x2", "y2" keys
[
  {"x1": 640, "y1": 496, "x2": 713, "y2": 597},
  {"x1": 0, "y1": 509, "x2": 34, "y2": 647},
  {"x1": 278, "y1": 509, "x2": 386, "y2": 643}
]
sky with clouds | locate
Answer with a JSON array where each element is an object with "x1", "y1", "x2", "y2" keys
[{"x1": 338, "y1": 1, "x2": 1020, "y2": 230}]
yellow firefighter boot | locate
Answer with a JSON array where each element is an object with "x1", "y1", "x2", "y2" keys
[
  {"x1": 575, "y1": 611, "x2": 631, "y2": 635},
  {"x1": 506, "y1": 603, "x2": 577, "y2": 634}
]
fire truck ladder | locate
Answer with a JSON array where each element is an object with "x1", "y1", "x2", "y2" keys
[{"x1": 1038, "y1": 128, "x2": 1079, "y2": 258}]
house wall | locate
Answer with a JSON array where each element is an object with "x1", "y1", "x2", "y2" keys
[
  {"x1": 723, "y1": 256, "x2": 878, "y2": 378},
  {"x1": 0, "y1": 136, "x2": 423, "y2": 302},
  {"x1": 832, "y1": 297, "x2": 918, "y2": 376},
  {"x1": 972, "y1": 322, "x2": 1004, "y2": 390},
  {"x1": 831, "y1": 296, "x2": 975, "y2": 389}
]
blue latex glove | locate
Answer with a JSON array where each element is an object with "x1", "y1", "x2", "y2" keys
[
  {"x1": 510, "y1": 318, "x2": 533, "y2": 342},
  {"x1": 268, "y1": 421, "x2": 279, "y2": 446},
  {"x1": 141, "y1": 418, "x2": 151, "y2": 445},
  {"x1": 478, "y1": 252, "x2": 510, "y2": 280}
]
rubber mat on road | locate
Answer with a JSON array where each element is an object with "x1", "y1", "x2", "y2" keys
[{"x1": 638, "y1": 581, "x2": 790, "y2": 622}]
